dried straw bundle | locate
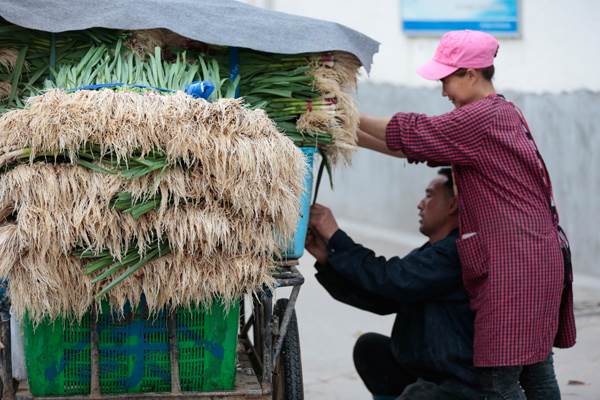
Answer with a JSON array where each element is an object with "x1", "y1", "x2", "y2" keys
[
  {"x1": 0, "y1": 48, "x2": 20, "y2": 71},
  {"x1": 0, "y1": 81, "x2": 11, "y2": 99},
  {"x1": 0, "y1": 89, "x2": 306, "y2": 323},
  {"x1": 126, "y1": 29, "x2": 204, "y2": 57},
  {"x1": 0, "y1": 48, "x2": 19, "y2": 99}
]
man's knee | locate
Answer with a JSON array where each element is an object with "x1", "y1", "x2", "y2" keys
[
  {"x1": 353, "y1": 332, "x2": 384, "y2": 370},
  {"x1": 353, "y1": 332, "x2": 408, "y2": 398}
]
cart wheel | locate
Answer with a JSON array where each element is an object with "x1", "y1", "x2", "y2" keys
[
  {"x1": 272, "y1": 298, "x2": 303, "y2": 400},
  {"x1": 0, "y1": 378, "x2": 18, "y2": 398}
]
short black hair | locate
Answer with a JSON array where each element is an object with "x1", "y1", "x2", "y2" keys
[
  {"x1": 438, "y1": 167, "x2": 454, "y2": 197},
  {"x1": 452, "y1": 66, "x2": 495, "y2": 81},
  {"x1": 480, "y1": 65, "x2": 495, "y2": 81}
]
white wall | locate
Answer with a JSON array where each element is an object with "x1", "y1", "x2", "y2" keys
[{"x1": 248, "y1": 0, "x2": 600, "y2": 94}]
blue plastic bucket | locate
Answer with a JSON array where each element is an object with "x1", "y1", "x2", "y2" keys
[{"x1": 283, "y1": 147, "x2": 317, "y2": 259}]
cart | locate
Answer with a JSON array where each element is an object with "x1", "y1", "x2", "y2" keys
[
  {"x1": 0, "y1": 2, "x2": 379, "y2": 398},
  {"x1": 0, "y1": 260, "x2": 305, "y2": 400}
]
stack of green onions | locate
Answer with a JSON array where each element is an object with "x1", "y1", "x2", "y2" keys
[
  {"x1": 0, "y1": 29, "x2": 239, "y2": 296},
  {"x1": 0, "y1": 143, "x2": 172, "y2": 296},
  {"x1": 0, "y1": 23, "x2": 346, "y2": 297}
]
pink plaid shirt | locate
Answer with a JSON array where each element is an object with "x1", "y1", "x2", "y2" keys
[{"x1": 386, "y1": 94, "x2": 576, "y2": 367}]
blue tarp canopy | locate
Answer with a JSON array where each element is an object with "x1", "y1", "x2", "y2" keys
[{"x1": 0, "y1": 0, "x2": 379, "y2": 71}]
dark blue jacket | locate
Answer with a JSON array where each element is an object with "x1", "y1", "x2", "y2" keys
[{"x1": 314, "y1": 228, "x2": 478, "y2": 387}]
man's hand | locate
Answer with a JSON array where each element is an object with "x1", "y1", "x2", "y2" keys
[
  {"x1": 305, "y1": 228, "x2": 328, "y2": 265},
  {"x1": 309, "y1": 204, "x2": 339, "y2": 242}
]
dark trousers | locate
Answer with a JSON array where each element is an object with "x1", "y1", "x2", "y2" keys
[
  {"x1": 479, "y1": 354, "x2": 561, "y2": 399},
  {"x1": 353, "y1": 332, "x2": 480, "y2": 399}
]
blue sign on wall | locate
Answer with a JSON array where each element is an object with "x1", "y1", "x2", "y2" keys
[{"x1": 401, "y1": 0, "x2": 519, "y2": 37}]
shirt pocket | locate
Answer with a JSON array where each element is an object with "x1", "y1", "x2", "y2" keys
[{"x1": 456, "y1": 233, "x2": 489, "y2": 288}]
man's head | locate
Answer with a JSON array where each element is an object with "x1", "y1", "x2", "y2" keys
[{"x1": 417, "y1": 168, "x2": 458, "y2": 242}]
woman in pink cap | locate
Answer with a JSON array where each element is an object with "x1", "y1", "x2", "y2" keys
[{"x1": 358, "y1": 30, "x2": 575, "y2": 399}]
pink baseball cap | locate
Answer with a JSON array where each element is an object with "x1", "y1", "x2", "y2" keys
[{"x1": 417, "y1": 30, "x2": 500, "y2": 80}]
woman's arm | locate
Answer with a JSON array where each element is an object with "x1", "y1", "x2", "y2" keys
[
  {"x1": 386, "y1": 98, "x2": 498, "y2": 165},
  {"x1": 359, "y1": 114, "x2": 391, "y2": 141},
  {"x1": 357, "y1": 129, "x2": 405, "y2": 157}
]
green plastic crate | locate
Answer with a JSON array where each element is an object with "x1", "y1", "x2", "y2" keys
[{"x1": 23, "y1": 300, "x2": 239, "y2": 396}]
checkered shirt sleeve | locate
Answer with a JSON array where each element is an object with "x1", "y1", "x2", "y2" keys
[{"x1": 385, "y1": 98, "x2": 498, "y2": 166}]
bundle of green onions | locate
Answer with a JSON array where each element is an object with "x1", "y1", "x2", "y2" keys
[
  {"x1": 1, "y1": 144, "x2": 168, "y2": 179},
  {"x1": 0, "y1": 88, "x2": 306, "y2": 321},
  {"x1": 44, "y1": 41, "x2": 238, "y2": 99},
  {"x1": 0, "y1": 21, "x2": 126, "y2": 111},
  {"x1": 74, "y1": 239, "x2": 170, "y2": 300},
  {"x1": 237, "y1": 49, "x2": 361, "y2": 163},
  {"x1": 238, "y1": 50, "x2": 334, "y2": 146}
]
